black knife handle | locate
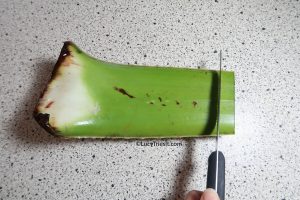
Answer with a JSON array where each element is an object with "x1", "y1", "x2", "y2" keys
[{"x1": 206, "y1": 151, "x2": 225, "y2": 200}]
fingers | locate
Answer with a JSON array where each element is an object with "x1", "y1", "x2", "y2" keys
[
  {"x1": 200, "y1": 189, "x2": 220, "y2": 200},
  {"x1": 185, "y1": 189, "x2": 220, "y2": 200},
  {"x1": 185, "y1": 190, "x2": 203, "y2": 200}
]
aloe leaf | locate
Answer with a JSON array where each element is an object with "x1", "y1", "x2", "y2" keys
[{"x1": 34, "y1": 42, "x2": 235, "y2": 138}]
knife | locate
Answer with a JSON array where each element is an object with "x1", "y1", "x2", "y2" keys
[{"x1": 206, "y1": 51, "x2": 225, "y2": 200}]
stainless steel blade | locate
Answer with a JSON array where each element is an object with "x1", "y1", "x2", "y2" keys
[{"x1": 215, "y1": 50, "x2": 222, "y2": 192}]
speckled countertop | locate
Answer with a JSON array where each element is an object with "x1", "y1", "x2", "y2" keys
[{"x1": 0, "y1": 0, "x2": 299, "y2": 199}]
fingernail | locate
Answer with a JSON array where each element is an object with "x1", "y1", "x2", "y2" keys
[
  {"x1": 186, "y1": 190, "x2": 201, "y2": 200},
  {"x1": 200, "y1": 188, "x2": 220, "y2": 200}
]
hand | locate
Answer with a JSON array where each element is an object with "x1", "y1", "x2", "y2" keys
[{"x1": 185, "y1": 188, "x2": 220, "y2": 200}]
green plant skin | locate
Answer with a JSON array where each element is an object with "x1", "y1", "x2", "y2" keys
[{"x1": 35, "y1": 42, "x2": 235, "y2": 138}]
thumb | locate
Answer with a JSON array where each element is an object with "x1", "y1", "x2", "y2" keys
[{"x1": 200, "y1": 188, "x2": 220, "y2": 200}]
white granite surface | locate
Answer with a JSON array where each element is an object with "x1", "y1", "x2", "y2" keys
[{"x1": 0, "y1": 0, "x2": 299, "y2": 199}]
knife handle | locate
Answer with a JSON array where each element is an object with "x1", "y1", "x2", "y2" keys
[{"x1": 206, "y1": 151, "x2": 225, "y2": 200}]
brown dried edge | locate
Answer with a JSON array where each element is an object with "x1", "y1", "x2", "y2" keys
[{"x1": 33, "y1": 41, "x2": 75, "y2": 136}]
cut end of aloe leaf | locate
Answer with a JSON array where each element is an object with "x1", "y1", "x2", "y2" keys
[{"x1": 34, "y1": 41, "x2": 235, "y2": 138}]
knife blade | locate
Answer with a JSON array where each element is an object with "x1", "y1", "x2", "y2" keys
[{"x1": 206, "y1": 50, "x2": 225, "y2": 200}]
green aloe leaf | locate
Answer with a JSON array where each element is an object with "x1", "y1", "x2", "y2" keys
[{"x1": 34, "y1": 42, "x2": 235, "y2": 138}]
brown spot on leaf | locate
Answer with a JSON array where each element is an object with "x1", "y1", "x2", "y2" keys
[
  {"x1": 192, "y1": 101, "x2": 198, "y2": 107},
  {"x1": 45, "y1": 101, "x2": 54, "y2": 108},
  {"x1": 114, "y1": 87, "x2": 135, "y2": 98},
  {"x1": 176, "y1": 100, "x2": 180, "y2": 105},
  {"x1": 149, "y1": 101, "x2": 154, "y2": 105}
]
